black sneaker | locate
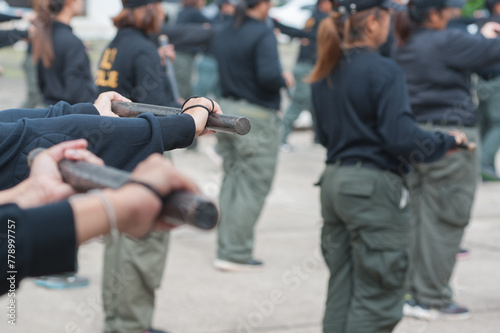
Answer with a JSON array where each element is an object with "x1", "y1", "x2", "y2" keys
[
  {"x1": 213, "y1": 258, "x2": 264, "y2": 272},
  {"x1": 438, "y1": 302, "x2": 471, "y2": 320}
]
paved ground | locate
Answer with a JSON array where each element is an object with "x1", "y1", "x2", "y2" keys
[{"x1": 1, "y1": 42, "x2": 500, "y2": 333}]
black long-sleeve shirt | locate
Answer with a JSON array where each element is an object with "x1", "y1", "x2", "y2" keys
[
  {"x1": 96, "y1": 27, "x2": 176, "y2": 106},
  {"x1": 393, "y1": 28, "x2": 500, "y2": 126},
  {"x1": 0, "y1": 102, "x2": 195, "y2": 189},
  {"x1": 175, "y1": 7, "x2": 210, "y2": 54},
  {"x1": 0, "y1": 29, "x2": 28, "y2": 48},
  {"x1": 212, "y1": 17, "x2": 286, "y2": 110},
  {"x1": 37, "y1": 21, "x2": 97, "y2": 105},
  {"x1": 311, "y1": 47, "x2": 456, "y2": 175},
  {"x1": 1, "y1": 201, "x2": 76, "y2": 295}
]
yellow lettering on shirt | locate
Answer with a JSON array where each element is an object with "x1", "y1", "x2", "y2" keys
[
  {"x1": 99, "y1": 48, "x2": 118, "y2": 70},
  {"x1": 95, "y1": 69, "x2": 119, "y2": 89}
]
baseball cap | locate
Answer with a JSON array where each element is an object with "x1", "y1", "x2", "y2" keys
[
  {"x1": 122, "y1": 0, "x2": 162, "y2": 8},
  {"x1": 409, "y1": 0, "x2": 465, "y2": 9},
  {"x1": 337, "y1": 0, "x2": 406, "y2": 14}
]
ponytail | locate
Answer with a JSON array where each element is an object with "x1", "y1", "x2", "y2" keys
[
  {"x1": 307, "y1": 12, "x2": 343, "y2": 83},
  {"x1": 394, "y1": 11, "x2": 413, "y2": 46},
  {"x1": 233, "y1": 0, "x2": 247, "y2": 28},
  {"x1": 32, "y1": 0, "x2": 65, "y2": 68}
]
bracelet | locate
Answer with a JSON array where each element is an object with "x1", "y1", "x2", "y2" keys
[
  {"x1": 89, "y1": 189, "x2": 119, "y2": 242},
  {"x1": 125, "y1": 179, "x2": 164, "y2": 203},
  {"x1": 181, "y1": 104, "x2": 211, "y2": 115},
  {"x1": 181, "y1": 96, "x2": 214, "y2": 113}
]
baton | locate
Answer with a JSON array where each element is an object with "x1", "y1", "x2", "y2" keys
[
  {"x1": 159, "y1": 34, "x2": 181, "y2": 102},
  {"x1": 27, "y1": 148, "x2": 219, "y2": 231},
  {"x1": 457, "y1": 142, "x2": 477, "y2": 151},
  {"x1": 111, "y1": 101, "x2": 251, "y2": 136}
]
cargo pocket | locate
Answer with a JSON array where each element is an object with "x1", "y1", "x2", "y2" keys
[
  {"x1": 336, "y1": 180, "x2": 376, "y2": 219},
  {"x1": 358, "y1": 231, "x2": 409, "y2": 290}
]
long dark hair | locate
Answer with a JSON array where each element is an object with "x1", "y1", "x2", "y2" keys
[
  {"x1": 394, "y1": 1, "x2": 442, "y2": 46},
  {"x1": 32, "y1": 0, "x2": 65, "y2": 68},
  {"x1": 307, "y1": 7, "x2": 385, "y2": 82},
  {"x1": 233, "y1": 0, "x2": 261, "y2": 28}
]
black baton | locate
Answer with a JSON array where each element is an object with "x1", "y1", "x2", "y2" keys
[
  {"x1": 27, "y1": 148, "x2": 219, "y2": 230},
  {"x1": 111, "y1": 101, "x2": 251, "y2": 135}
]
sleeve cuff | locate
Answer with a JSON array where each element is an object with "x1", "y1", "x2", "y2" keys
[{"x1": 24, "y1": 201, "x2": 77, "y2": 277}]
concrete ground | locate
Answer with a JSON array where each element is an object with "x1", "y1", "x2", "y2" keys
[{"x1": 1, "y1": 42, "x2": 500, "y2": 333}]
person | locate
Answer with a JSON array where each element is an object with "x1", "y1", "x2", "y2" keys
[
  {"x1": 392, "y1": 0, "x2": 500, "y2": 320},
  {"x1": 32, "y1": 0, "x2": 97, "y2": 106},
  {"x1": 211, "y1": 0, "x2": 294, "y2": 272},
  {"x1": 0, "y1": 90, "x2": 220, "y2": 333},
  {"x1": 280, "y1": 0, "x2": 332, "y2": 152},
  {"x1": 308, "y1": 0, "x2": 468, "y2": 331},
  {"x1": 95, "y1": 1, "x2": 191, "y2": 331},
  {"x1": 475, "y1": 0, "x2": 500, "y2": 181},
  {"x1": 174, "y1": 0, "x2": 211, "y2": 100},
  {"x1": 192, "y1": 0, "x2": 236, "y2": 99},
  {"x1": 0, "y1": 139, "x2": 199, "y2": 295},
  {"x1": 95, "y1": 0, "x2": 177, "y2": 107}
]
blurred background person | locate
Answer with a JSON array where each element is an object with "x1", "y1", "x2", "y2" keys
[
  {"x1": 476, "y1": 0, "x2": 500, "y2": 181},
  {"x1": 30, "y1": 0, "x2": 97, "y2": 290},
  {"x1": 280, "y1": 0, "x2": 332, "y2": 153},
  {"x1": 32, "y1": 0, "x2": 97, "y2": 107},
  {"x1": 95, "y1": 1, "x2": 179, "y2": 332},
  {"x1": 393, "y1": 0, "x2": 500, "y2": 320},
  {"x1": 212, "y1": 0, "x2": 294, "y2": 272}
]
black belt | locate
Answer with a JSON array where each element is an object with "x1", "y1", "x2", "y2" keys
[{"x1": 337, "y1": 159, "x2": 380, "y2": 170}]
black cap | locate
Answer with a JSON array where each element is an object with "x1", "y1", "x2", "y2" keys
[
  {"x1": 409, "y1": 0, "x2": 465, "y2": 9},
  {"x1": 337, "y1": 0, "x2": 405, "y2": 14},
  {"x1": 122, "y1": 0, "x2": 162, "y2": 8}
]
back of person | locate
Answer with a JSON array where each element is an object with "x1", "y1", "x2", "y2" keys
[
  {"x1": 394, "y1": 28, "x2": 475, "y2": 122},
  {"x1": 95, "y1": 27, "x2": 171, "y2": 105},
  {"x1": 213, "y1": 18, "x2": 284, "y2": 110},
  {"x1": 33, "y1": 0, "x2": 97, "y2": 105}
]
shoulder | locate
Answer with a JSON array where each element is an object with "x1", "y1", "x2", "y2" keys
[{"x1": 366, "y1": 53, "x2": 406, "y2": 90}]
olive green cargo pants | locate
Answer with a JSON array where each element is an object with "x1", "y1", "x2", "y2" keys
[
  {"x1": 216, "y1": 98, "x2": 282, "y2": 263},
  {"x1": 102, "y1": 232, "x2": 169, "y2": 333},
  {"x1": 407, "y1": 124, "x2": 479, "y2": 307},
  {"x1": 320, "y1": 163, "x2": 411, "y2": 333}
]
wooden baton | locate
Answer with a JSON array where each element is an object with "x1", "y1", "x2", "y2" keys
[
  {"x1": 27, "y1": 148, "x2": 219, "y2": 230},
  {"x1": 111, "y1": 101, "x2": 251, "y2": 135}
]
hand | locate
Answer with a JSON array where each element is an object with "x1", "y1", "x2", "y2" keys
[
  {"x1": 158, "y1": 44, "x2": 176, "y2": 65},
  {"x1": 480, "y1": 22, "x2": 500, "y2": 39},
  {"x1": 181, "y1": 97, "x2": 223, "y2": 137},
  {"x1": 447, "y1": 130, "x2": 472, "y2": 154},
  {"x1": 282, "y1": 71, "x2": 295, "y2": 88},
  {"x1": 111, "y1": 154, "x2": 201, "y2": 238},
  {"x1": 14, "y1": 140, "x2": 104, "y2": 208},
  {"x1": 93, "y1": 91, "x2": 131, "y2": 117}
]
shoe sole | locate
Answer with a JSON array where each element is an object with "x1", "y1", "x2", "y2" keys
[
  {"x1": 440, "y1": 312, "x2": 472, "y2": 321},
  {"x1": 403, "y1": 304, "x2": 440, "y2": 321},
  {"x1": 213, "y1": 259, "x2": 264, "y2": 273},
  {"x1": 34, "y1": 281, "x2": 89, "y2": 289}
]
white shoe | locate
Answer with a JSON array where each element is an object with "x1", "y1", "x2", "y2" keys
[
  {"x1": 403, "y1": 301, "x2": 440, "y2": 321},
  {"x1": 213, "y1": 258, "x2": 264, "y2": 272}
]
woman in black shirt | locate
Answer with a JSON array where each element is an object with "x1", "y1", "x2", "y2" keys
[{"x1": 309, "y1": 0, "x2": 465, "y2": 331}]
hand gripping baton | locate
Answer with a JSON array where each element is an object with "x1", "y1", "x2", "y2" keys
[{"x1": 27, "y1": 148, "x2": 219, "y2": 230}]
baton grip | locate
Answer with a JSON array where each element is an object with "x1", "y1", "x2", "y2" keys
[
  {"x1": 27, "y1": 148, "x2": 218, "y2": 230},
  {"x1": 457, "y1": 142, "x2": 477, "y2": 151},
  {"x1": 111, "y1": 101, "x2": 251, "y2": 135}
]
